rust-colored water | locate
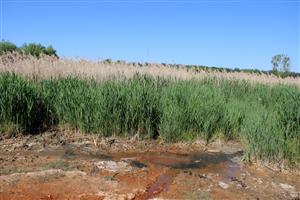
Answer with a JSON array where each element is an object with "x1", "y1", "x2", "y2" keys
[{"x1": 1, "y1": 137, "x2": 299, "y2": 200}]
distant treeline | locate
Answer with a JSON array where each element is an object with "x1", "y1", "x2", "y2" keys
[
  {"x1": 119, "y1": 62, "x2": 300, "y2": 78},
  {"x1": 184, "y1": 65, "x2": 300, "y2": 78}
]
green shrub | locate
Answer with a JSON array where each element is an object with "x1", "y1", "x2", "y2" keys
[
  {"x1": 0, "y1": 41, "x2": 58, "y2": 58},
  {"x1": 0, "y1": 40, "x2": 18, "y2": 55},
  {"x1": 20, "y1": 43, "x2": 58, "y2": 58}
]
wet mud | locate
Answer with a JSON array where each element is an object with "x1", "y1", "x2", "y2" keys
[{"x1": 0, "y1": 132, "x2": 299, "y2": 200}]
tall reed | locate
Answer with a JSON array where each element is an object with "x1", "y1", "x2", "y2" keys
[{"x1": 0, "y1": 73, "x2": 299, "y2": 166}]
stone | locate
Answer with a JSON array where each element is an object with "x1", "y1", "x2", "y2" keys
[
  {"x1": 219, "y1": 181, "x2": 229, "y2": 189},
  {"x1": 280, "y1": 183, "x2": 295, "y2": 191},
  {"x1": 95, "y1": 160, "x2": 133, "y2": 172}
]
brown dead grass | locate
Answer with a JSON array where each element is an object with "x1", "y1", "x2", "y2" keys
[{"x1": 0, "y1": 52, "x2": 299, "y2": 86}]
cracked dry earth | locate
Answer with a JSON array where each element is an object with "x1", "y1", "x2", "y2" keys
[{"x1": 0, "y1": 131, "x2": 300, "y2": 200}]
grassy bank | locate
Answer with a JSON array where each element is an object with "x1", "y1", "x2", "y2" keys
[{"x1": 0, "y1": 73, "x2": 299, "y2": 166}]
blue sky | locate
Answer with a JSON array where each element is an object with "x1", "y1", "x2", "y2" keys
[{"x1": 1, "y1": 0, "x2": 299, "y2": 72}]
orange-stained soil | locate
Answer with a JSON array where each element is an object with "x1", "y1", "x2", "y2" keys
[{"x1": 0, "y1": 131, "x2": 299, "y2": 200}]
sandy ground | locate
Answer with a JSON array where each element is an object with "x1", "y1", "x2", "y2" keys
[{"x1": 0, "y1": 131, "x2": 300, "y2": 200}]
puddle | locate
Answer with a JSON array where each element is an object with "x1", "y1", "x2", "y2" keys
[
  {"x1": 111, "y1": 151, "x2": 242, "y2": 171},
  {"x1": 39, "y1": 144, "x2": 242, "y2": 170},
  {"x1": 1, "y1": 138, "x2": 300, "y2": 200},
  {"x1": 37, "y1": 144, "x2": 243, "y2": 183},
  {"x1": 38, "y1": 144, "x2": 112, "y2": 161},
  {"x1": 129, "y1": 160, "x2": 147, "y2": 168},
  {"x1": 111, "y1": 150, "x2": 243, "y2": 199}
]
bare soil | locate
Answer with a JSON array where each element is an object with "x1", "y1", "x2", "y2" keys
[{"x1": 0, "y1": 131, "x2": 299, "y2": 200}]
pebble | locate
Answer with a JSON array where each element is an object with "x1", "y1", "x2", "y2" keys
[
  {"x1": 280, "y1": 183, "x2": 295, "y2": 191},
  {"x1": 257, "y1": 178, "x2": 263, "y2": 184},
  {"x1": 208, "y1": 149, "x2": 220, "y2": 153},
  {"x1": 199, "y1": 174, "x2": 207, "y2": 179},
  {"x1": 95, "y1": 160, "x2": 133, "y2": 172},
  {"x1": 279, "y1": 183, "x2": 299, "y2": 198},
  {"x1": 219, "y1": 181, "x2": 230, "y2": 189}
]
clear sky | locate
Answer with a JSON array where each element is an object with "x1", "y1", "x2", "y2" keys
[{"x1": 1, "y1": 0, "x2": 299, "y2": 72}]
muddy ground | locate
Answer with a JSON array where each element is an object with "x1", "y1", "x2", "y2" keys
[{"x1": 0, "y1": 131, "x2": 299, "y2": 200}]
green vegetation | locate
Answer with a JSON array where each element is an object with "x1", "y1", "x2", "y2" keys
[
  {"x1": 0, "y1": 40, "x2": 58, "y2": 58},
  {"x1": 0, "y1": 40, "x2": 18, "y2": 55},
  {"x1": 0, "y1": 73, "x2": 299, "y2": 166},
  {"x1": 272, "y1": 54, "x2": 290, "y2": 73},
  {"x1": 20, "y1": 43, "x2": 58, "y2": 58},
  {"x1": 188, "y1": 64, "x2": 299, "y2": 78},
  {"x1": 0, "y1": 74, "x2": 56, "y2": 134}
]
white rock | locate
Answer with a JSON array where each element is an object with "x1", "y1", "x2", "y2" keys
[
  {"x1": 257, "y1": 178, "x2": 263, "y2": 184},
  {"x1": 280, "y1": 183, "x2": 295, "y2": 191},
  {"x1": 95, "y1": 160, "x2": 132, "y2": 172},
  {"x1": 279, "y1": 183, "x2": 299, "y2": 198},
  {"x1": 290, "y1": 192, "x2": 299, "y2": 199},
  {"x1": 208, "y1": 149, "x2": 220, "y2": 153},
  {"x1": 219, "y1": 181, "x2": 229, "y2": 189}
]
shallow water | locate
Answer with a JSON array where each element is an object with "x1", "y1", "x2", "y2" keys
[{"x1": 2, "y1": 142, "x2": 299, "y2": 200}]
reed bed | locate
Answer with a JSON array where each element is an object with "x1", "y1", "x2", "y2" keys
[
  {"x1": 1, "y1": 53, "x2": 299, "y2": 86},
  {"x1": 0, "y1": 54, "x2": 300, "y2": 166},
  {"x1": 0, "y1": 72, "x2": 299, "y2": 166}
]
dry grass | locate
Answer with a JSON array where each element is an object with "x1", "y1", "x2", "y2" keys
[{"x1": 0, "y1": 52, "x2": 299, "y2": 86}]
